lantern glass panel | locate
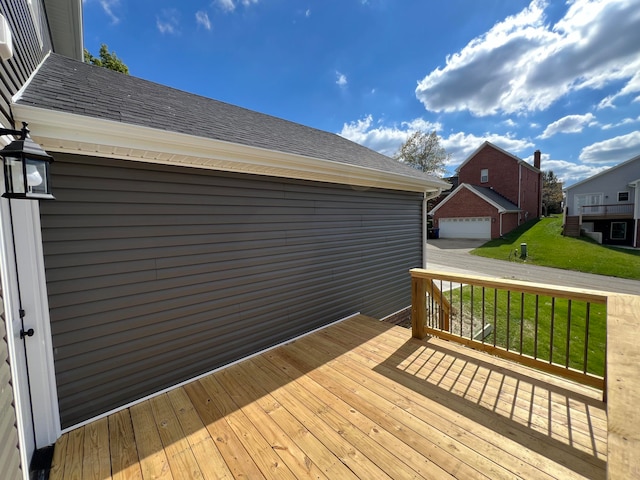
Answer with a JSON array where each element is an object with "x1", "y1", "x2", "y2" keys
[
  {"x1": 4, "y1": 155, "x2": 26, "y2": 195},
  {"x1": 25, "y1": 158, "x2": 48, "y2": 196}
]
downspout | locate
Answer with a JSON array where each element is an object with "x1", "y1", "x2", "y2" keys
[
  {"x1": 499, "y1": 212, "x2": 503, "y2": 237},
  {"x1": 518, "y1": 164, "x2": 522, "y2": 224},
  {"x1": 423, "y1": 189, "x2": 442, "y2": 268}
]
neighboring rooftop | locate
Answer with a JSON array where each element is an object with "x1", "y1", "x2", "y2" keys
[
  {"x1": 467, "y1": 184, "x2": 520, "y2": 211},
  {"x1": 456, "y1": 141, "x2": 540, "y2": 174}
]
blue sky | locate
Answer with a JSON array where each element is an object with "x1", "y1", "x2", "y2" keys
[{"x1": 82, "y1": 0, "x2": 640, "y2": 186}]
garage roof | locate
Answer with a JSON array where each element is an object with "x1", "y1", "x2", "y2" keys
[
  {"x1": 13, "y1": 54, "x2": 450, "y2": 193},
  {"x1": 429, "y1": 183, "x2": 519, "y2": 214}
]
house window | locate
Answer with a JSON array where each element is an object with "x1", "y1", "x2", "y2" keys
[
  {"x1": 618, "y1": 191, "x2": 629, "y2": 202},
  {"x1": 611, "y1": 222, "x2": 627, "y2": 240},
  {"x1": 480, "y1": 169, "x2": 489, "y2": 183}
]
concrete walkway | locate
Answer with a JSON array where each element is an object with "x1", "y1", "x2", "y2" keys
[{"x1": 425, "y1": 239, "x2": 640, "y2": 295}]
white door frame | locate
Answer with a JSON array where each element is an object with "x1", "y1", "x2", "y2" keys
[
  {"x1": 0, "y1": 200, "x2": 33, "y2": 478},
  {"x1": 0, "y1": 196, "x2": 60, "y2": 459}
]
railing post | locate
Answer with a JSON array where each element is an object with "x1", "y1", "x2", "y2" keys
[{"x1": 411, "y1": 276, "x2": 427, "y2": 339}]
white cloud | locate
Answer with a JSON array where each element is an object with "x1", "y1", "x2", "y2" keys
[
  {"x1": 101, "y1": 0, "x2": 121, "y2": 23},
  {"x1": 442, "y1": 132, "x2": 535, "y2": 169},
  {"x1": 217, "y1": 0, "x2": 257, "y2": 10},
  {"x1": 415, "y1": 0, "x2": 640, "y2": 116},
  {"x1": 338, "y1": 115, "x2": 441, "y2": 158},
  {"x1": 598, "y1": 70, "x2": 640, "y2": 109},
  {"x1": 539, "y1": 113, "x2": 596, "y2": 138},
  {"x1": 216, "y1": 0, "x2": 235, "y2": 12},
  {"x1": 336, "y1": 71, "x2": 348, "y2": 87},
  {"x1": 84, "y1": 0, "x2": 120, "y2": 24},
  {"x1": 157, "y1": 9, "x2": 180, "y2": 34},
  {"x1": 601, "y1": 116, "x2": 640, "y2": 130},
  {"x1": 579, "y1": 131, "x2": 640, "y2": 163},
  {"x1": 306, "y1": 9, "x2": 311, "y2": 18},
  {"x1": 539, "y1": 158, "x2": 609, "y2": 185},
  {"x1": 195, "y1": 11, "x2": 211, "y2": 30},
  {"x1": 337, "y1": 115, "x2": 536, "y2": 173}
]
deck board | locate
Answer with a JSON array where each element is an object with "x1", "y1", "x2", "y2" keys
[{"x1": 50, "y1": 315, "x2": 607, "y2": 479}]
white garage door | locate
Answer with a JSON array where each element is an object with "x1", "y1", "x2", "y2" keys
[{"x1": 439, "y1": 217, "x2": 491, "y2": 239}]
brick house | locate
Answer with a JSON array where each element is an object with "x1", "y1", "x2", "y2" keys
[{"x1": 430, "y1": 142, "x2": 542, "y2": 239}]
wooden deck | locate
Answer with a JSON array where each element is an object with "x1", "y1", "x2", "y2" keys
[{"x1": 49, "y1": 314, "x2": 607, "y2": 479}]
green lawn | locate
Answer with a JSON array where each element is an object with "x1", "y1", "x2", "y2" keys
[
  {"x1": 446, "y1": 286, "x2": 606, "y2": 376},
  {"x1": 471, "y1": 216, "x2": 640, "y2": 280}
]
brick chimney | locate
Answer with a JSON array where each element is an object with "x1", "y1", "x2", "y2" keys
[{"x1": 534, "y1": 150, "x2": 541, "y2": 169}]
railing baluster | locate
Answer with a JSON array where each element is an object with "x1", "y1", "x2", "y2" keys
[
  {"x1": 470, "y1": 285, "x2": 474, "y2": 340},
  {"x1": 449, "y1": 281, "x2": 453, "y2": 333},
  {"x1": 493, "y1": 288, "x2": 497, "y2": 347},
  {"x1": 550, "y1": 297, "x2": 555, "y2": 364},
  {"x1": 459, "y1": 282, "x2": 463, "y2": 336},
  {"x1": 534, "y1": 295, "x2": 539, "y2": 359},
  {"x1": 436, "y1": 280, "x2": 441, "y2": 329},
  {"x1": 520, "y1": 292, "x2": 525, "y2": 354},
  {"x1": 481, "y1": 287, "x2": 486, "y2": 344},
  {"x1": 584, "y1": 302, "x2": 590, "y2": 373},
  {"x1": 427, "y1": 281, "x2": 432, "y2": 328},
  {"x1": 506, "y1": 291, "x2": 511, "y2": 351},
  {"x1": 566, "y1": 300, "x2": 572, "y2": 368}
]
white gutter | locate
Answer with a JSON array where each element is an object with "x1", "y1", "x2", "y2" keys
[{"x1": 12, "y1": 104, "x2": 450, "y2": 195}]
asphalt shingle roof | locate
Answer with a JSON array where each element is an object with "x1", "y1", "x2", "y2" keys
[
  {"x1": 17, "y1": 54, "x2": 446, "y2": 185},
  {"x1": 467, "y1": 185, "x2": 520, "y2": 211}
]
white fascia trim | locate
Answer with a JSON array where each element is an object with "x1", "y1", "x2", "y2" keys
[
  {"x1": 429, "y1": 183, "x2": 516, "y2": 215},
  {"x1": 428, "y1": 183, "x2": 465, "y2": 215},
  {"x1": 12, "y1": 104, "x2": 449, "y2": 194}
]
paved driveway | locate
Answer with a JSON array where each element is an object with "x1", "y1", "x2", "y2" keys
[{"x1": 425, "y1": 238, "x2": 640, "y2": 295}]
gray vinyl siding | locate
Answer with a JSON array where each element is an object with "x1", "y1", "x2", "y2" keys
[
  {"x1": 0, "y1": 290, "x2": 23, "y2": 480},
  {"x1": 40, "y1": 154, "x2": 423, "y2": 428},
  {"x1": 0, "y1": 0, "x2": 51, "y2": 126}
]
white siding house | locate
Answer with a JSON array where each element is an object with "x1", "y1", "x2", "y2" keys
[{"x1": 564, "y1": 154, "x2": 640, "y2": 248}]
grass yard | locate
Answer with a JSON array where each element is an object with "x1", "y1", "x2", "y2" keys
[
  {"x1": 438, "y1": 285, "x2": 607, "y2": 377},
  {"x1": 471, "y1": 216, "x2": 640, "y2": 280}
]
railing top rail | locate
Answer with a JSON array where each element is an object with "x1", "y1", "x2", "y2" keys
[
  {"x1": 581, "y1": 203, "x2": 633, "y2": 208},
  {"x1": 410, "y1": 268, "x2": 609, "y2": 304}
]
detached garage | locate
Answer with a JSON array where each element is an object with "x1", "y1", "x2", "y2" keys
[
  {"x1": 430, "y1": 184, "x2": 520, "y2": 240},
  {"x1": 12, "y1": 54, "x2": 449, "y2": 432},
  {"x1": 439, "y1": 217, "x2": 491, "y2": 239}
]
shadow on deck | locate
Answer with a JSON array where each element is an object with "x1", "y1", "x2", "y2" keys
[{"x1": 49, "y1": 314, "x2": 606, "y2": 479}]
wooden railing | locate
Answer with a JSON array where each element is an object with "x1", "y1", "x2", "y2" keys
[{"x1": 410, "y1": 269, "x2": 608, "y2": 391}]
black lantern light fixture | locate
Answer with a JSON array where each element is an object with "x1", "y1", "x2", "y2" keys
[{"x1": 0, "y1": 122, "x2": 54, "y2": 200}]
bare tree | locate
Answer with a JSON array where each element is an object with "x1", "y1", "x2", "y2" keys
[{"x1": 394, "y1": 130, "x2": 450, "y2": 176}]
